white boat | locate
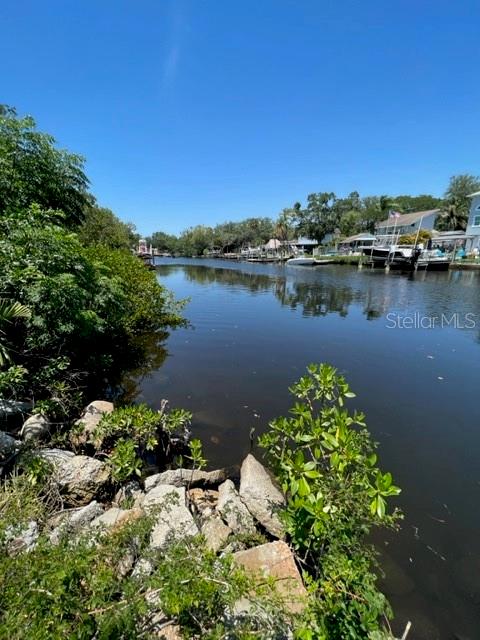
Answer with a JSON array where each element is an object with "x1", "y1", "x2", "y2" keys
[{"x1": 286, "y1": 256, "x2": 316, "y2": 266}]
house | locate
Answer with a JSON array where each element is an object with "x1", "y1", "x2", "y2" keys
[
  {"x1": 375, "y1": 209, "x2": 440, "y2": 242},
  {"x1": 337, "y1": 232, "x2": 376, "y2": 254},
  {"x1": 466, "y1": 191, "x2": 480, "y2": 252},
  {"x1": 294, "y1": 237, "x2": 319, "y2": 251}
]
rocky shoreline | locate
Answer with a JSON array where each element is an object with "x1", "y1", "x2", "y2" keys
[{"x1": 1, "y1": 400, "x2": 307, "y2": 638}]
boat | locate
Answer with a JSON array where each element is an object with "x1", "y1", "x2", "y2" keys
[
  {"x1": 415, "y1": 250, "x2": 451, "y2": 271},
  {"x1": 362, "y1": 244, "x2": 421, "y2": 270},
  {"x1": 286, "y1": 256, "x2": 316, "y2": 266},
  {"x1": 314, "y1": 258, "x2": 334, "y2": 265}
]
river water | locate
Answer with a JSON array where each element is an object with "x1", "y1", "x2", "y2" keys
[{"x1": 135, "y1": 257, "x2": 480, "y2": 639}]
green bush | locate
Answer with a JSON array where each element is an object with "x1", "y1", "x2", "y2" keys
[
  {"x1": 259, "y1": 363, "x2": 401, "y2": 638},
  {"x1": 90, "y1": 404, "x2": 192, "y2": 481},
  {"x1": 0, "y1": 206, "x2": 183, "y2": 417}
]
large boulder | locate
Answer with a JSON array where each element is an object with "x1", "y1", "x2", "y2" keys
[
  {"x1": 233, "y1": 541, "x2": 307, "y2": 614},
  {"x1": 239, "y1": 455, "x2": 285, "y2": 538},
  {"x1": 40, "y1": 450, "x2": 110, "y2": 505},
  {"x1": 217, "y1": 479, "x2": 256, "y2": 535},
  {"x1": 20, "y1": 414, "x2": 49, "y2": 441},
  {"x1": 71, "y1": 400, "x2": 114, "y2": 447},
  {"x1": 144, "y1": 467, "x2": 228, "y2": 491},
  {"x1": 144, "y1": 484, "x2": 199, "y2": 549},
  {"x1": 0, "y1": 431, "x2": 20, "y2": 463}
]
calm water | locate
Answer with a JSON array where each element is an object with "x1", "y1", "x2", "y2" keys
[{"x1": 136, "y1": 258, "x2": 480, "y2": 640}]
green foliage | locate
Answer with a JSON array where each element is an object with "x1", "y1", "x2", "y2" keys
[
  {"x1": 78, "y1": 205, "x2": 139, "y2": 250},
  {"x1": 436, "y1": 174, "x2": 480, "y2": 231},
  {"x1": 0, "y1": 518, "x2": 293, "y2": 640},
  {"x1": 186, "y1": 437, "x2": 207, "y2": 471},
  {"x1": 397, "y1": 229, "x2": 432, "y2": 245},
  {"x1": 0, "y1": 207, "x2": 182, "y2": 415},
  {"x1": 92, "y1": 404, "x2": 192, "y2": 481},
  {"x1": 0, "y1": 299, "x2": 30, "y2": 366},
  {"x1": 0, "y1": 105, "x2": 89, "y2": 225},
  {"x1": 259, "y1": 363, "x2": 401, "y2": 637},
  {"x1": 109, "y1": 437, "x2": 143, "y2": 482}
]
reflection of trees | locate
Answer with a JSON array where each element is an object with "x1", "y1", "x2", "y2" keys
[
  {"x1": 182, "y1": 265, "x2": 279, "y2": 294},
  {"x1": 274, "y1": 280, "x2": 356, "y2": 317},
  {"x1": 157, "y1": 264, "x2": 480, "y2": 337},
  {"x1": 164, "y1": 263, "x2": 390, "y2": 319},
  {"x1": 114, "y1": 331, "x2": 169, "y2": 403}
]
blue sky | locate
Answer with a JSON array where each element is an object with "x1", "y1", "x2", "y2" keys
[{"x1": 1, "y1": 0, "x2": 479, "y2": 235}]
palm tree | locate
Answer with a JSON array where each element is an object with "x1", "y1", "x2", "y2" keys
[
  {"x1": 0, "y1": 299, "x2": 30, "y2": 366},
  {"x1": 439, "y1": 203, "x2": 468, "y2": 231}
]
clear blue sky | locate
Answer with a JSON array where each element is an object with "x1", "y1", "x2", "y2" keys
[{"x1": 1, "y1": 1, "x2": 479, "y2": 235}]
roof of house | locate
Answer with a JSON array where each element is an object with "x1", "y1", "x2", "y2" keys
[
  {"x1": 339, "y1": 232, "x2": 376, "y2": 244},
  {"x1": 376, "y1": 209, "x2": 440, "y2": 229},
  {"x1": 264, "y1": 238, "x2": 282, "y2": 250}
]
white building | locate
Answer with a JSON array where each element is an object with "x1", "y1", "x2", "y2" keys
[{"x1": 466, "y1": 191, "x2": 480, "y2": 252}]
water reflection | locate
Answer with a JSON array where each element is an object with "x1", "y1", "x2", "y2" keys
[{"x1": 157, "y1": 261, "x2": 480, "y2": 334}]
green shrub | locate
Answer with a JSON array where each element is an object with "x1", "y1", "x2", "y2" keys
[
  {"x1": 0, "y1": 207, "x2": 183, "y2": 417},
  {"x1": 91, "y1": 404, "x2": 192, "y2": 481},
  {"x1": 259, "y1": 363, "x2": 401, "y2": 638}
]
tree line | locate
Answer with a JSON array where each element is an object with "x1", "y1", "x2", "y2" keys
[{"x1": 147, "y1": 175, "x2": 480, "y2": 256}]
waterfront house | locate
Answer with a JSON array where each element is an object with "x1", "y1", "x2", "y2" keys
[
  {"x1": 375, "y1": 209, "x2": 440, "y2": 242},
  {"x1": 465, "y1": 191, "x2": 480, "y2": 252},
  {"x1": 338, "y1": 232, "x2": 376, "y2": 254}
]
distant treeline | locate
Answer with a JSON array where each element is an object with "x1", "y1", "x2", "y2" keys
[{"x1": 146, "y1": 175, "x2": 480, "y2": 257}]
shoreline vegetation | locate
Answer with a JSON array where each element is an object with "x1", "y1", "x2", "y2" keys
[{"x1": 1, "y1": 105, "x2": 405, "y2": 638}]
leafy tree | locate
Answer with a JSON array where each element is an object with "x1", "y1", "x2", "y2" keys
[
  {"x1": 147, "y1": 231, "x2": 179, "y2": 254},
  {"x1": 178, "y1": 225, "x2": 214, "y2": 256},
  {"x1": 293, "y1": 192, "x2": 338, "y2": 242},
  {"x1": 437, "y1": 174, "x2": 480, "y2": 231},
  {"x1": 0, "y1": 105, "x2": 89, "y2": 225},
  {"x1": 0, "y1": 206, "x2": 182, "y2": 415},
  {"x1": 78, "y1": 206, "x2": 138, "y2": 250},
  {"x1": 395, "y1": 194, "x2": 443, "y2": 213}
]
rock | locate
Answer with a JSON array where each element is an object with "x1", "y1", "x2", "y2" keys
[
  {"x1": 144, "y1": 485, "x2": 199, "y2": 549},
  {"x1": 71, "y1": 400, "x2": 114, "y2": 447},
  {"x1": 49, "y1": 500, "x2": 104, "y2": 543},
  {"x1": 20, "y1": 414, "x2": 49, "y2": 441},
  {"x1": 158, "y1": 624, "x2": 182, "y2": 639},
  {"x1": 217, "y1": 479, "x2": 256, "y2": 535},
  {"x1": 188, "y1": 488, "x2": 218, "y2": 520},
  {"x1": 91, "y1": 507, "x2": 143, "y2": 531},
  {"x1": 0, "y1": 431, "x2": 20, "y2": 462},
  {"x1": 233, "y1": 541, "x2": 307, "y2": 614},
  {"x1": 40, "y1": 450, "x2": 110, "y2": 505},
  {"x1": 144, "y1": 467, "x2": 228, "y2": 491},
  {"x1": 113, "y1": 480, "x2": 145, "y2": 509},
  {"x1": 6, "y1": 521, "x2": 39, "y2": 555},
  {"x1": 132, "y1": 558, "x2": 154, "y2": 578},
  {"x1": 201, "y1": 516, "x2": 231, "y2": 552},
  {"x1": 239, "y1": 454, "x2": 285, "y2": 538},
  {"x1": 39, "y1": 448, "x2": 75, "y2": 464},
  {"x1": 0, "y1": 399, "x2": 32, "y2": 419}
]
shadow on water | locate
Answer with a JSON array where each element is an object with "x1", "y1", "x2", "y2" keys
[{"x1": 126, "y1": 258, "x2": 480, "y2": 640}]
